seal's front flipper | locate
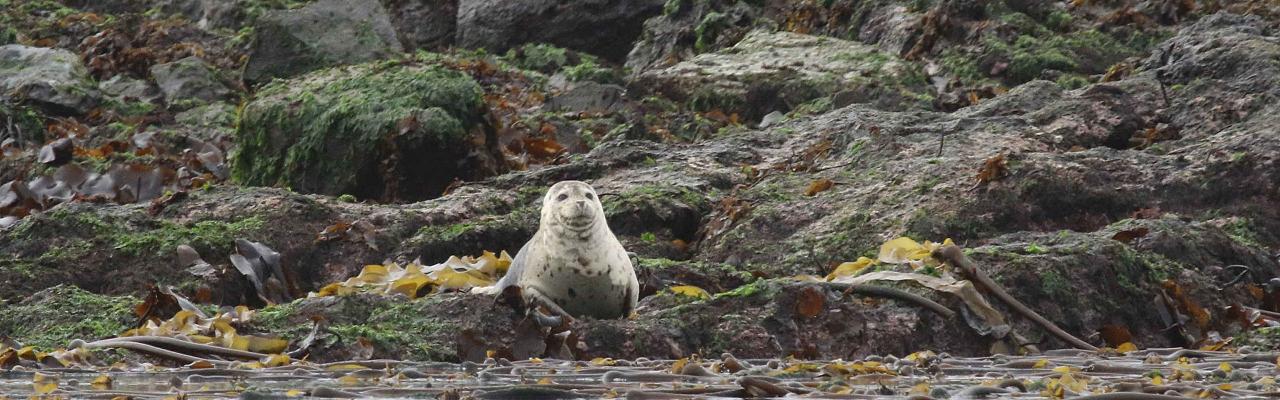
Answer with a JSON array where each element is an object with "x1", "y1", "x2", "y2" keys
[
  {"x1": 523, "y1": 286, "x2": 575, "y2": 329},
  {"x1": 529, "y1": 309, "x2": 563, "y2": 329}
]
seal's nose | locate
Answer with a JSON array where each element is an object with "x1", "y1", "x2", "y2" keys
[{"x1": 576, "y1": 200, "x2": 587, "y2": 209}]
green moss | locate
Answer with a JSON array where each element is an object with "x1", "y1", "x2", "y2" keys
[
  {"x1": 1024, "y1": 243, "x2": 1046, "y2": 254},
  {"x1": 1039, "y1": 267, "x2": 1069, "y2": 297},
  {"x1": 502, "y1": 43, "x2": 568, "y2": 73},
  {"x1": 913, "y1": 176, "x2": 943, "y2": 195},
  {"x1": 604, "y1": 184, "x2": 709, "y2": 218},
  {"x1": 1108, "y1": 240, "x2": 1180, "y2": 292},
  {"x1": 563, "y1": 57, "x2": 621, "y2": 84},
  {"x1": 108, "y1": 98, "x2": 156, "y2": 117},
  {"x1": 501, "y1": 43, "x2": 619, "y2": 83},
  {"x1": 790, "y1": 97, "x2": 833, "y2": 116},
  {"x1": 907, "y1": 0, "x2": 933, "y2": 12},
  {"x1": 1221, "y1": 218, "x2": 1263, "y2": 249},
  {"x1": 0, "y1": 25, "x2": 14, "y2": 45},
  {"x1": 987, "y1": 29, "x2": 1151, "y2": 83},
  {"x1": 1056, "y1": 74, "x2": 1090, "y2": 89},
  {"x1": 329, "y1": 299, "x2": 458, "y2": 361},
  {"x1": 0, "y1": 0, "x2": 78, "y2": 36},
  {"x1": 663, "y1": 0, "x2": 685, "y2": 15},
  {"x1": 232, "y1": 60, "x2": 483, "y2": 195},
  {"x1": 0, "y1": 285, "x2": 136, "y2": 350},
  {"x1": 637, "y1": 257, "x2": 753, "y2": 282},
  {"x1": 694, "y1": 12, "x2": 729, "y2": 53},
  {"x1": 249, "y1": 300, "x2": 298, "y2": 332},
  {"x1": 713, "y1": 279, "x2": 769, "y2": 299},
  {"x1": 999, "y1": 35, "x2": 1077, "y2": 82},
  {"x1": 687, "y1": 85, "x2": 745, "y2": 113},
  {"x1": 1236, "y1": 326, "x2": 1280, "y2": 350},
  {"x1": 939, "y1": 48, "x2": 986, "y2": 84},
  {"x1": 415, "y1": 221, "x2": 478, "y2": 243},
  {"x1": 1045, "y1": 10, "x2": 1073, "y2": 31},
  {"x1": 113, "y1": 216, "x2": 266, "y2": 257}
]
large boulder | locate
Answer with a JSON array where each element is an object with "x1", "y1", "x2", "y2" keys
[
  {"x1": 149, "y1": 56, "x2": 232, "y2": 109},
  {"x1": 624, "y1": 0, "x2": 764, "y2": 74},
  {"x1": 455, "y1": 0, "x2": 665, "y2": 62},
  {"x1": 381, "y1": 0, "x2": 457, "y2": 51},
  {"x1": 242, "y1": 0, "x2": 404, "y2": 84},
  {"x1": 624, "y1": 0, "x2": 926, "y2": 75},
  {"x1": 632, "y1": 30, "x2": 933, "y2": 120},
  {"x1": 0, "y1": 45, "x2": 100, "y2": 115},
  {"x1": 233, "y1": 59, "x2": 500, "y2": 201}
]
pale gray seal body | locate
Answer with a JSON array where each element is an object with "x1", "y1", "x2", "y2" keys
[{"x1": 490, "y1": 181, "x2": 638, "y2": 319}]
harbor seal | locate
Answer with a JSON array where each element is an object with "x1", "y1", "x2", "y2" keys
[{"x1": 489, "y1": 180, "x2": 638, "y2": 319}]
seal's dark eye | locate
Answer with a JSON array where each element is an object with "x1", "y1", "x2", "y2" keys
[
  {"x1": 584, "y1": 192, "x2": 594, "y2": 200},
  {"x1": 557, "y1": 193, "x2": 568, "y2": 201}
]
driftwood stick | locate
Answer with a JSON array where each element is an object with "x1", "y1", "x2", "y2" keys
[
  {"x1": 89, "y1": 336, "x2": 268, "y2": 360},
  {"x1": 84, "y1": 340, "x2": 233, "y2": 366},
  {"x1": 814, "y1": 282, "x2": 956, "y2": 319},
  {"x1": 933, "y1": 245, "x2": 1098, "y2": 351}
]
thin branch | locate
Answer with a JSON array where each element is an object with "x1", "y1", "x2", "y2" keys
[{"x1": 933, "y1": 245, "x2": 1098, "y2": 351}]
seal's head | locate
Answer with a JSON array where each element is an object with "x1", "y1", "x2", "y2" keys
[{"x1": 542, "y1": 181, "x2": 604, "y2": 234}]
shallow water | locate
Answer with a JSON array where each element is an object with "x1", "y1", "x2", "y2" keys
[{"x1": 2, "y1": 350, "x2": 1277, "y2": 398}]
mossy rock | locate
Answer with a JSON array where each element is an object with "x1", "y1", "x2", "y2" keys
[
  {"x1": 962, "y1": 13, "x2": 1165, "y2": 85},
  {"x1": 0, "y1": 285, "x2": 136, "y2": 350},
  {"x1": 400, "y1": 187, "x2": 547, "y2": 263},
  {"x1": 233, "y1": 60, "x2": 488, "y2": 200},
  {"x1": 249, "y1": 293, "x2": 484, "y2": 362},
  {"x1": 634, "y1": 30, "x2": 933, "y2": 121}
]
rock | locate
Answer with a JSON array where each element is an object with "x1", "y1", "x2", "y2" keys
[
  {"x1": 631, "y1": 30, "x2": 932, "y2": 121},
  {"x1": 1142, "y1": 12, "x2": 1280, "y2": 137},
  {"x1": 243, "y1": 0, "x2": 404, "y2": 84},
  {"x1": 851, "y1": 4, "x2": 923, "y2": 56},
  {"x1": 99, "y1": 75, "x2": 161, "y2": 103},
  {"x1": 149, "y1": 56, "x2": 231, "y2": 109},
  {"x1": 175, "y1": 102, "x2": 236, "y2": 129},
  {"x1": 381, "y1": 0, "x2": 457, "y2": 51},
  {"x1": 574, "y1": 280, "x2": 982, "y2": 360},
  {"x1": 153, "y1": 0, "x2": 278, "y2": 30},
  {"x1": 162, "y1": 0, "x2": 456, "y2": 41},
  {"x1": 758, "y1": 111, "x2": 784, "y2": 129},
  {"x1": 625, "y1": 0, "x2": 925, "y2": 74},
  {"x1": 456, "y1": 0, "x2": 665, "y2": 62},
  {"x1": 233, "y1": 60, "x2": 499, "y2": 201},
  {"x1": 174, "y1": 102, "x2": 237, "y2": 144},
  {"x1": 624, "y1": 0, "x2": 763, "y2": 74},
  {"x1": 544, "y1": 82, "x2": 627, "y2": 114},
  {"x1": 0, "y1": 45, "x2": 100, "y2": 115}
]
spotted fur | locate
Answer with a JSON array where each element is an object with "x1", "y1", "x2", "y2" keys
[{"x1": 491, "y1": 181, "x2": 638, "y2": 319}]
